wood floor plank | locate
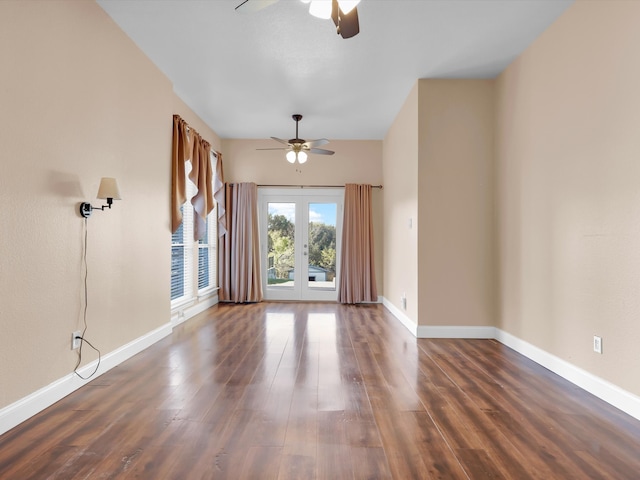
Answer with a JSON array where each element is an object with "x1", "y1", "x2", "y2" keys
[
  {"x1": 397, "y1": 409, "x2": 469, "y2": 479},
  {"x1": 2, "y1": 302, "x2": 640, "y2": 479},
  {"x1": 350, "y1": 445, "x2": 393, "y2": 479},
  {"x1": 317, "y1": 410, "x2": 348, "y2": 446},
  {"x1": 455, "y1": 448, "x2": 504, "y2": 480},
  {"x1": 239, "y1": 446, "x2": 283, "y2": 480},
  {"x1": 316, "y1": 442, "x2": 354, "y2": 480},
  {"x1": 435, "y1": 384, "x2": 548, "y2": 479},
  {"x1": 344, "y1": 411, "x2": 384, "y2": 447},
  {"x1": 278, "y1": 443, "x2": 317, "y2": 480},
  {"x1": 372, "y1": 409, "x2": 433, "y2": 479}
]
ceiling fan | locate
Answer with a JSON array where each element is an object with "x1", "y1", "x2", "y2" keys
[
  {"x1": 258, "y1": 114, "x2": 335, "y2": 164},
  {"x1": 235, "y1": 0, "x2": 360, "y2": 39}
]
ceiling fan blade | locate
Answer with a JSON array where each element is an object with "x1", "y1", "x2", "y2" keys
[
  {"x1": 261, "y1": 115, "x2": 334, "y2": 159},
  {"x1": 309, "y1": 148, "x2": 335, "y2": 155},
  {"x1": 339, "y1": 7, "x2": 359, "y2": 38},
  {"x1": 332, "y1": 0, "x2": 359, "y2": 39},
  {"x1": 304, "y1": 138, "x2": 330, "y2": 148},
  {"x1": 270, "y1": 136, "x2": 291, "y2": 145},
  {"x1": 235, "y1": 0, "x2": 279, "y2": 13}
]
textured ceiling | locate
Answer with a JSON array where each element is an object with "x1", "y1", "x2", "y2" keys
[{"x1": 97, "y1": 0, "x2": 573, "y2": 141}]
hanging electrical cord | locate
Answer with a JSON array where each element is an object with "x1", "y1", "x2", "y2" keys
[{"x1": 74, "y1": 216, "x2": 101, "y2": 380}]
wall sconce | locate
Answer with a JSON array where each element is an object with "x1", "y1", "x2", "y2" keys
[{"x1": 79, "y1": 177, "x2": 122, "y2": 218}]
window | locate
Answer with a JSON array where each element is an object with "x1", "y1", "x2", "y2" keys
[
  {"x1": 171, "y1": 173, "x2": 194, "y2": 303},
  {"x1": 171, "y1": 151, "x2": 218, "y2": 305},
  {"x1": 171, "y1": 207, "x2": 192, "y2": 301},
  {"x1": 198, "y1": 203, "x2": 217, "y2": 292}
]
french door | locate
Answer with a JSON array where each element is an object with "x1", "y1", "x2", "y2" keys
[{"x1": 259, "y1": 188, "x2": 343, "y2": 301}]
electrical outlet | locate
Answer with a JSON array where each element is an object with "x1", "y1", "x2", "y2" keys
[
  {"x1": 401, "y1": 293, "x2": 407, "y2": 310},
  {"x1": 593, "y1": 335, "x2": 602, "y2": 354},
  {"x1": 71, "y1": 331, "x2": 82, "y2": 350}
]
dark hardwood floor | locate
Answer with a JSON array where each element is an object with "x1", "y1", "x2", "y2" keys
[{"x1": 2, "y1": 302, "x2": 640, "y2": 479}]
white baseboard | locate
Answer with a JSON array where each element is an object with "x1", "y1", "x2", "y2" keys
[
  {"x1": 495, "y1": 329, "x2": 640, "y2": 422},
  {"x1": 381, "y1": 297, "x2": 495, "y2": 339},
  {"x1": 0, "y1": 323, "x2": 172, "y2": 436},
  {"x1": 381, "y1": 299, "x2": 640, "y2": 422},
  {"x1": 382, "y1": 297, "x2": 417, "y2": 336},
  {"x1": 172, "y1": 294, "x2": 218, "y2": 327}
]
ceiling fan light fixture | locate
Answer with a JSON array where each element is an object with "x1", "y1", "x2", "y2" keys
[
  {"x1": 309, "y1": 0, "x2": 332, "y2": 19},
  {"x1": 337, "y1": 0, "x2": 359, "y2": 14},
  {"x1": 259, "y1": 114, "x2": 334, "y2": 163}
]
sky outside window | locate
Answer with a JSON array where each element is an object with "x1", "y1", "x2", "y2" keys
[{"x1": 269, "y1": 202, "x2": 336, "y2": 226}]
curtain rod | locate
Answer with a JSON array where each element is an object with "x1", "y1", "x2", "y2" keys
[
  {"x1": 173, "y1": 114, "x2": 220, "y2": 156},
  {"x1": 228, "y1": 184, "x2": 383, "y2": 189}
]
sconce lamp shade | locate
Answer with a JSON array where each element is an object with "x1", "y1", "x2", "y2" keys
[{"x1": 96, "y1": 177, "x2": 121, "y2": 200}]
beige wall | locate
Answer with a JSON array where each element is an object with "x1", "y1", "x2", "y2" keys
[
  {"x1": 0, "y1": 0, "x2": 218, "y2": 409},
  {"x1": 222, "y1": 139, "x2": 381, "y2": 186},
  {"x1": 383, "y1": 83, "x2": 419, "y2": 322},
  {"x1": 495, "y1": 0, "x2": 640, "y2": 396},
  {"x1": 418, "y1": 80, "x2": 495, "y2": 327},
  {"x1": 382, "y1": 80, "x2": 494, "y2": 328},
  {"x1": 222, "y1": 138, "x2": 384, "y2": 293},
  {"x1": 175, "y1": 96, "x2": 221, "y2": 153}
]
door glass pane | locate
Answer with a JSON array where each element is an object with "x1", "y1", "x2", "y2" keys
[
  {"x1": 267, "y1": 202, "x2": 295, "y2": 288},
  {"x1": 307, "y1": 203, "x2": 337, "y2": 290}
]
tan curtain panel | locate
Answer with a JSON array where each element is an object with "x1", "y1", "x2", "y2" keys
[
  {"x1": 213, "y1": 153, "x2": 226, "y2": 237},
  {"x1": 219, "y1": 182, "x2": 263, "y2": 303},
  {"x1": 171, "y1": 114, "x2": 219, "y2": 240},
  {"x1": 337, "y1": 183, "x2": 378, "y2": 304},
  {"x1": 188, "y1": 131, "x2": 213, "y2": 241},
  {"x1": 171, "y1": 115, "x2": 190, "y2": 233}
]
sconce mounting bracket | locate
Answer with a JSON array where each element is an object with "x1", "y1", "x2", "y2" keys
[{"x1": 79, "y1": 202, "x2": 93, "y2": 218}]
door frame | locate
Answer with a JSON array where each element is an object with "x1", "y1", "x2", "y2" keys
[{"x1": 258, "y1": 187, "x2": 343, "y2": 301}]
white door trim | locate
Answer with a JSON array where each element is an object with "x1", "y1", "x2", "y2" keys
[{"x1": 258, "y1": 188, "x2": 343, "y2": 301}]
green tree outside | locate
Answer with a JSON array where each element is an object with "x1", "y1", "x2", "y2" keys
[
  {"x1": 267, "y1": 213, "x2": 336, "y2": 283},
  {"x1": 308, "y1": 222, "x2": 336, "y2": 280}
]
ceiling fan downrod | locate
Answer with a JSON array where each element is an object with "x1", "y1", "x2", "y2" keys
[{"x1": 290, "y1": 114, "x2": 303, "y2": 143}]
